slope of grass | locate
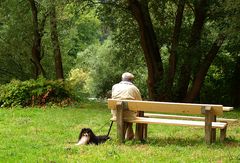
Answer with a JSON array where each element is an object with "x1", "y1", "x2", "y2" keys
[{"x1": 0, "y1": 102, "x2": 240, "y2": 162}]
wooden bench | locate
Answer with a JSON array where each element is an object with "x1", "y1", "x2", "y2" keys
[{"x1": 108, "y1": 99, "x2": 235, "y2": 144}]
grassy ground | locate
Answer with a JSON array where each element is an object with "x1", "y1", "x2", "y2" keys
[{"x1": 0, "y1": 102, "x2": 240, "y2": 162}]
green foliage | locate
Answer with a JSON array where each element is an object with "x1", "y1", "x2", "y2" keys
[
  {"x1": 59, "y1": 5, "x2": 101, "y2": 56},
  {"x1": 0, "y1": 77, "x2": 74, "y2": 108},
  {"x1": 96, "y1": 0, "x2": 240, "y2": 105},
  {"x1": 201, "y1": 52, "x2": 236, "y2": 105},
  {"x1": 75, "y1": 38, "x2": 148, "y2": 98},
  {"x1": 75, "y1": 39, "x2": 119, "y2": 97},
  {"x1": 56, "y1": 3, "x2": 102, "y2": 78},
  {"x1": 1, "y1": 0, "x2": 239, "y2": 105},
  {"x1": 0, "y1": 0, "x2": 103, "y2": 82},
  {"x1": 0, "y1": 0, "x2": 33, "y2": 83},
  {"x1": 66, "y1": 68, "x2": 90, "y2": 99}
]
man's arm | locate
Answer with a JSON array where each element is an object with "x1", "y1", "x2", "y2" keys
[{"x1": 132, "y1": 87, "x2": 142, "y2": 100}]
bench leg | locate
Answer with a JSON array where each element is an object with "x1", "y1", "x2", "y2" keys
[
  {"x1": 135, "y1": 111, "x2": 145, "y2": 141},
  {"x1": 135, "y1": 123, "x2": 148, "y2": 141},
  {"x1": 220, "y1": 127, "x2": 227, "y2": 142},
  {"x1": 212, "y1": 115, "x2": 217, "y2": 143},
  {"x1": 143, "y1": 124, "x2": 148, "y2": 140},
  {"x1": 205, "y1": 108, "x2": 214, "y2": 144},
  {"x1": 116, "y1": 102, "x2": 125, "y2": 143},
  {"x1": 135, "y1": 123, "x2": 146, "y2": 141},
  {"x1": 125, "y1": 122, "x2": 134, "y2": 140}
]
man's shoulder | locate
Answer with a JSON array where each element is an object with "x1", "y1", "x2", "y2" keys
[
  {"x1": 112, "y1": 81, "x2": 139, "y2": 91},
  {"x1": 112, "y1": 83, "x2": 120, "y2": 88},
  {"x1": 120, "y1": 81, "x2": 134, "y2": 85}
]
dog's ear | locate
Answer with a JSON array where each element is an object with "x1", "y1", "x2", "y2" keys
[
  {"x1": 80, "y1": 128, "x2": 85, "y2": 134},
  {"x1": 78, "y1": 128, "x2": 85, "y2": 140},
  {"x1": 87, "y1": 128, "x2": 93, "y2": 135},
  {"x1": 89, "y1": 129, "x2": 97, "y2": 138}
]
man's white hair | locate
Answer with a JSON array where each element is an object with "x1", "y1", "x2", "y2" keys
[{"x1": 122, "y1": 72, "x2": 134, "y2": 81}]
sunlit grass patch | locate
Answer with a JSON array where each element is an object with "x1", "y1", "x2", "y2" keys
[{"x1": 0, "y1": 102, "x2": 239, "y2": 162}]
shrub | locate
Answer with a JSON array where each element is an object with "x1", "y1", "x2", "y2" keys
[
  {"x1": 66, "y1": 68, "x2": 90, "y2": 99},
  {"x1": 0, "y1": 77, "x2": 76, "y2": 108},
  {"x1": 75, "y1": 39, "x2": 148, "y2": 99}
]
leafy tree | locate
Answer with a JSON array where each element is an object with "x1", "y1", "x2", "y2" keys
[
  {"x1": 75, "y1": 37, "x2": 148, "y2": 98},
  {"x1": 0, "y1": 0, "x2": 33, "y2": 83},
  {"x1": 0, "y1": 0, "x2": 101, "y2": 82},
  {"x1": 1, "y1": 0, "x2": 239, "y2": 107},
  {"x1": 97, "y1": 0, "x2": 240, "y2": 106}
]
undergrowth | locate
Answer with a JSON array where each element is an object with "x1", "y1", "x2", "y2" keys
[{"x1": 0, "y1": 77, "x2": 75, "y2": 108}]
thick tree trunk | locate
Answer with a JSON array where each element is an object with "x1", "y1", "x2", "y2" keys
[
  {"x1": 165, "y1": 0, "x2": 185, "y2": 100},
  {"x1": 176, "y1": 0, "x2": 208, "y2": 101},
  {"x1": 50, "y1": 1, "x2": 64, "y2": 80},
  {"x1": 184, "y1": 34, "x2": 225, "y2": 102},
  {"x1": 29, "y1": 0, "x2": 46, "y2": 78},
  {"x1": 128, "y1": 0, "x2": 164, "y2": 100}
]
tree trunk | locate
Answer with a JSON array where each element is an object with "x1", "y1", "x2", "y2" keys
[
  {"x1": 128, "y1": 0, "x2": 164, "y2": 100},
  {"x1": 50, "y1": 1, "x2": 64, "y2": 80},
  {"x1": 176, "y1": 0, "x2": 208, "y2": 101},
  {"x1": 29, "y1": 0, "x2": 46, "y2": 78},
  {"x1": 165, "y1": 0, "x2": 185, "y2": 100},
  {"x1": 231, "y1": 56, "x2": 240, "y2": 107},
  {"x1": 185, "y1": 34, "x2": 225, "y2": 102}
]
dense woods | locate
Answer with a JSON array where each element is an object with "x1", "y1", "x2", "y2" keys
[{"x1": 0, "y1": 0, "x2": 239, "y2": 107}]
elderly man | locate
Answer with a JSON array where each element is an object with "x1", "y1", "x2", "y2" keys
[{"x1": 111, "y1": 72, "x2": 142, "y2": 140}]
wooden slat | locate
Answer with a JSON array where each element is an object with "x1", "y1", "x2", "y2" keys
[
  {"x1": 108, "y1": 99, "x2": 223, "y2": 115},
  {"x1": 144, "y1": 113, "x2": 238, "y2": 122},
  {"x1": 124, "y1": 117, "x2": 227, "y2": 129},
  {"x1": 223, "y1": 107, "x2": 234, "y2": 111}
]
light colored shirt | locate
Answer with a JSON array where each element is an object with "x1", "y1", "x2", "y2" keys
[
  {"x1": 111, "y1": 81, "x2": 142, "y2": 100},
  {"x1": 111, "y1": 81, "x2": 142, "y2": 119}
]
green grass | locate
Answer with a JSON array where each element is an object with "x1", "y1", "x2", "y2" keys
[{"x1": 0, "y1": 102, "x2": 240, "y2": 162}]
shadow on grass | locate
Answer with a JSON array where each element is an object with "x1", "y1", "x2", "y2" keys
[
  {"x1": 123, "y1": 136, "x2": 240, "y2": 147},
  {"x1": 224, "y1": 137, "x2": 240, "y2": 147}
]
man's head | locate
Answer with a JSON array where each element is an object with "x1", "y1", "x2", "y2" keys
[{"x1": 122, "y1": 72, "x2": 134, "y2": 82}]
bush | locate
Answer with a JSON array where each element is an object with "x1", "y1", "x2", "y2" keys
[
  {"x1": 0, "y1": 77, "x2": 76, "y2": 108},
  {"x1": 75, "y1": 38, "x2": 148, "y2": 99},
  {"x1": 66, "y1": 68, "x2": 90, "y2": 99}
]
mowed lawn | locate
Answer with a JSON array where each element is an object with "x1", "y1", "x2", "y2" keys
[{"x1": 0, "y1": 102, "x2": 240, "y2": 162}]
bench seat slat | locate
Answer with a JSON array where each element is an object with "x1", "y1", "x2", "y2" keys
[
  {"x1": 223, "y1": 107, "x2": 234, "y2": 111},
  {"x1": 111, "y1": 117, "x2": 227, "y2": 129},
  {"x1": 108, "y1": 99, "x2": 224, "y2": 115}
]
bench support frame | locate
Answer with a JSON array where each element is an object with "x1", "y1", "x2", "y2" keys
[
  {"x1": 116, "y1": 101, "x2": 125, "y2": 143},
  {"x1": 115, "y1": 101, "x2": 227, "y2": 144},
  {"x1": 204, "y1": 106, "x2": 216, "y2": 144}
]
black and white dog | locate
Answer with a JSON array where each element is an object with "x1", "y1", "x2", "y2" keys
[{"x1": 75, "y1": 128, "x2": 110, "y2": 145}]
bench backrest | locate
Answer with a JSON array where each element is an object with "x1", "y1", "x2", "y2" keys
[{"x1": 108, "y1": 99, "x2": 224, "y2": 116}]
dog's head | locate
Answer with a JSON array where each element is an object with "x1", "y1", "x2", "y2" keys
[
  {"x1": 76, "y1": 128, "x2": 110, "y2": 145},
  {"x1": 78, "y1": 128, "x2": 95, "y2": 140}
]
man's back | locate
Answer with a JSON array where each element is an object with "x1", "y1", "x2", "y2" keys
[{"x1": 112, "y1": 81, "x2": 142, "y2": 100}]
